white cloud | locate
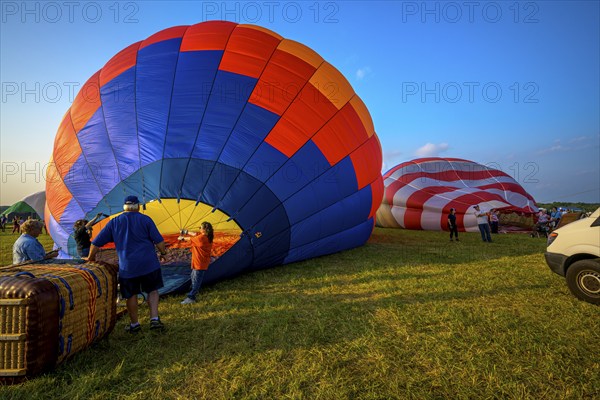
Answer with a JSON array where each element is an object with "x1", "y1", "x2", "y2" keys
[
  {"x1": 569, "y1": 136, "x2": 589, "y2": 143},
  {"x1": 381, "y1": 161, "x2": 389, "y2": 173},
  {"x1": 356, "y1": 67, "x2": 371, "y2": 80},
  {"x1": 536, "y1": 145, "x2": 569, "y2": 155},
  {"x1": 572, "y1": 167, "x2": 600, "y2": 176},
  {"x1": 382, "y1": 149, "x2": 404, "y2": 173},
  {"x1": 383, "y1": 149, "x2": 403, "y2": 160},
  {"x1": 414, "y1": 142, "x2": 449, "y2": 157}
]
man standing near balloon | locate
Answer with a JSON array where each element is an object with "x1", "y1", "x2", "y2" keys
[
  {"x1": 448, "y1": 208, "x2": 459, "y2": 241},
  {"x1": 474, "y1": 204, "x2": 492, "y2": 242},
  {"x1": 87, "y1": 195, "x2": 168, "y2": 334}
]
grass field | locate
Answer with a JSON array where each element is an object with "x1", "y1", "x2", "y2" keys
[{"x1": 1, "y1": 229, "x2": 598, "y2": 399}]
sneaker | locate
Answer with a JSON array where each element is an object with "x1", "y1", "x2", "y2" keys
[
  {"x1": 181, "y1": 297, "x2": 196, "y2": 305},
  {"x1": 125, "y1": 323, "x2": 141, "y2": 334},
  {"x1": 150, "y1": 318, "x2": 165, "y2": 331}
]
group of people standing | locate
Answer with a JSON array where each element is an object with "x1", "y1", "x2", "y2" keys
[
  {"x1": 1, "y1": 215, "x2": 45, "y2": 234},
  {"x1": 538, "y1": 207, "x2": 563, "y2": 229},
  {"x1": 532, "y1": 207, "x2": 563, "y2": 236},
  {"x1": 447, "y1": 205, "x2": 500, "y2": 242},
  {"x1": 12, "y1": 195, "x2": 215, "y2": 335}
]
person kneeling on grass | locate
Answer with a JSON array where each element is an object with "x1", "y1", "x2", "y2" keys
[{"x1": 178, "y1": 221, "x2": 214, "y2": 305}]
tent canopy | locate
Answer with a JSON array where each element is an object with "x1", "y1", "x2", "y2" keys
[
  {"x1": 2, "y1": 201, "x2": 39, "y2": 218},
  {"x1": 2, "y1": 191, "x2": 46, "y2": 220}
]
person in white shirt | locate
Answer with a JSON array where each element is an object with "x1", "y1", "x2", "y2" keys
[{"x1": 474, "y1": 205, "x2": 492, "y2": 242}]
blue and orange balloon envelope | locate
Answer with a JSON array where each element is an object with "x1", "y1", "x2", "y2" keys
[{"x1": 45, "y1": 21, "x2": 383, "y2": 283}]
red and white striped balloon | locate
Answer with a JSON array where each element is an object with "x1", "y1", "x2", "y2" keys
[{"x1": 376, "y1": 157, "x2": 538, "y2": 232}]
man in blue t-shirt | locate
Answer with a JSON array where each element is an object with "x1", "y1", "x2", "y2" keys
[
  {"x1": 550, "y1": 207, "x2": 562, "y2": 229},
  {"x1": 88, "y1": 195, "x2": 168, "y2": 333}
]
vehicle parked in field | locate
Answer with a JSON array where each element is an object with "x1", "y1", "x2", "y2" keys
[{"x1": 545, "y1": 207, "x2": 600, "y2": 304}]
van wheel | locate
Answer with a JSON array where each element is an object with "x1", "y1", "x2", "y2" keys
[{"x1": 565, "y1": 259, "x2": 600, "y2": 305}]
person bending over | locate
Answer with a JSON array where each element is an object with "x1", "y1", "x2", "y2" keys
[{"x1": 87, "y1": 195, "x2": 167, "y2": 334}]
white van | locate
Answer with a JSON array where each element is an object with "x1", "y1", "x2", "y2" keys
[{"x1": 545, "y1": 207, "x2": 600, "y2": 304}]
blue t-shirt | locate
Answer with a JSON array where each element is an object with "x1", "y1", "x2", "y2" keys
[
  {"x1": 92, "y1": 212, "x2": 164, "y2": 278},
  {"x1": 13, "y1": 234, "x2": 46, "y2": 264}
]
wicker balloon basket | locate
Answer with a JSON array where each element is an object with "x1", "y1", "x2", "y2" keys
[{"x1": 0, "y1": 260, "x2": 118, "y2": 383}]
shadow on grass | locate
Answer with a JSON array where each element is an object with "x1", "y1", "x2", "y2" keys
[
  {"x1": 40, "y1": 264, "x2": 555, "y2": 394},
  {"x1": 5, "y1": 228, "x2": 554, "y2": 396}
]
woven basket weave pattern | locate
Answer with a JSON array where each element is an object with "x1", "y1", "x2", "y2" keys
[{"x1": 0, "y1": 261, "x2": 117, "y2": 381}]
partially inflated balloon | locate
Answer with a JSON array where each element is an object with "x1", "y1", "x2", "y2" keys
[
  {"x1": 376, "y1": 157, "x2": 538, "y2": 232},
  {"x1": 45, "y1": 21, "x2": 383, "y2": 284}
]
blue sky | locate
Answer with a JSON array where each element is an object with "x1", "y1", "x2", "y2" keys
[{"x1": 1, "y1": 0, "x2": 599, "y2": 205}]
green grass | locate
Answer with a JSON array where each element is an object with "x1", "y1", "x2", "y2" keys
[{"x1": 1, "y1": 229, "x2": 599, "y2": 399}]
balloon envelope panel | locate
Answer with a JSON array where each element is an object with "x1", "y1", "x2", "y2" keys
[
  {"x1": 45, "y1": 21, "x2": 383, "y2": 283},
  {"x1": 376, "y1": 157, "x2": 538, "y2": 232}
]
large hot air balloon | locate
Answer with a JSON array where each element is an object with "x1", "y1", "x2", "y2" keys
[
  {"x1": 376, "y1": 157, "x2": 538, "y2": 232},
  {"x1": 45, "y1": 21, "x2": 383, "y2": 285}
]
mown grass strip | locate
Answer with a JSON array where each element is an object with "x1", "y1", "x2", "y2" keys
[{"x1": 1, "y1": 229, "x2": 598, "y2": 399}]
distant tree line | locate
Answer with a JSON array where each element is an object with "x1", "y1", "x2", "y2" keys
[{"x1": 537, "y1": 202, "x2": 600, "y2": 212}]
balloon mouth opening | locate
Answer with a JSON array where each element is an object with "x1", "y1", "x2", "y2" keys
[{"x1": 90, "y1": 198, "x2": 242, "y2": 264}]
